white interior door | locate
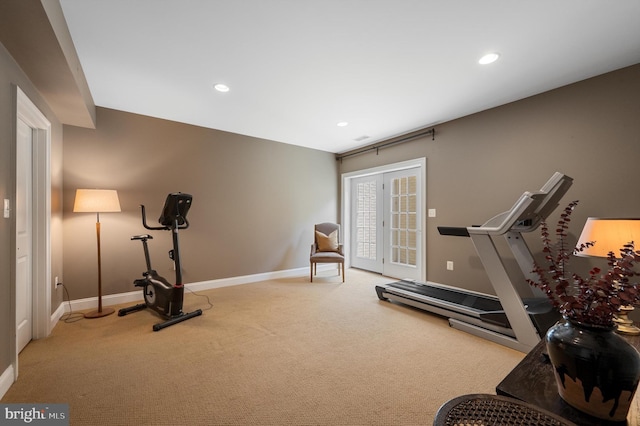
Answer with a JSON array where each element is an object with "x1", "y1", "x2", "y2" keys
[
  {"x1": 16, "y1": 117, "x2": 33, "y2": 353},
  {"x1": 383, "y1": 168, "x2": 422, "y2": 280}
]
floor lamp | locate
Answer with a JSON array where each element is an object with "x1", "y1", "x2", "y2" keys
[
  {"x1": 73, "y1": 189, "x2": 121, "y2": 318},
  {"x1": 575, "y1": 217, "x2": 640, "y2": 335}
]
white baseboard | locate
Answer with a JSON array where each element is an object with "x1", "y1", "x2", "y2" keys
[
  {"x1": 62, "y1": 289, "x2": 144, "y2": 313},
  {"x1": 61, "y1": 265, "x2": 329, "y2": 313},
  {"x1": 51, "y1": 302, "x2": 66, "y2": 326},
  {"x1": 0, "y1": 364, "x2": 15, "y2": 400},
  {"x1": 186, "y1": 265, "x2": 322, "y2": 292}
]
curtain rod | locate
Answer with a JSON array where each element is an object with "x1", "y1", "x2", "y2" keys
[{"x1": 335, "y1": 127, "x2": 435, "y2": 162}]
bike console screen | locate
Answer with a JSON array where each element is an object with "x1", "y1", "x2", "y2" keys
[{"x1": 158, "y1": 193, "x2": 192, "y2": 227}]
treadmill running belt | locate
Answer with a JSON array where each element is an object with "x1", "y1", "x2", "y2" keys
[{"x1": 387, "y1": 281, "x2": 504, "y2": 312}]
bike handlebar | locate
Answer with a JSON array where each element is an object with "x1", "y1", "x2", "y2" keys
[{"x1": 140, "y1": 205, "x2": 190, "y2": 231}]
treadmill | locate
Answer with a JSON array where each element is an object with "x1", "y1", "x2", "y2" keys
[{"x1": 375, "y1": 172, "x2": 573, "y2": 352}]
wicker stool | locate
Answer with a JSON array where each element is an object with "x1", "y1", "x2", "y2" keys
[{"x1": 433, "y1": 394, "x2": 577, "y2": 426}]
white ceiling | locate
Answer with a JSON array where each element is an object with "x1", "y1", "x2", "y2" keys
[{"x1": 59, "y1": 0, "x2": 640, "y2": 154}]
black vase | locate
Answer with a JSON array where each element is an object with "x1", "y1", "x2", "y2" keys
[{"x1": 546, "y1": 319, "x2": 640, "y2": 421}]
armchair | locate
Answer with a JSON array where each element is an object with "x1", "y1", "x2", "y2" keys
[{"x1": 310, "y1": 223, "x2": 345, "y2": 282}]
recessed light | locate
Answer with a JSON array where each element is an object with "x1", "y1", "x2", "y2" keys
[
  {"x1": 214, "y1": 83, "x2": 230, "y2": 92},
  {"x1": 337, "y1": 122, "x2": 349, "y2": 127},
  {"x1": 479, "y1": 53, "x2": 500, "y2": 65}
]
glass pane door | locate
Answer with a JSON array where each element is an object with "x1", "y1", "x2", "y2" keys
[
  {"x1": 383, "y1": 168, "x2": 421, "y2": 280},
  {"x1": 350, "y1": 175, "x2": 383, "y2": 273}
]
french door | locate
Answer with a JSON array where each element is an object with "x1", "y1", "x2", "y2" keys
[
  {"x1": 351, "y1": 175, "x2": 383, "y2": 273},
  {"x1": 350, "y1": 167, "x2": 422, "y2": 280},
  {"x1": 382, "y1": 169, "x2": 421, "y2": 279}
]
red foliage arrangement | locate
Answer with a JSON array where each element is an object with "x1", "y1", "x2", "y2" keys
[{"x1": 528, "y1": 200, "x2": 640, "y2": 327}]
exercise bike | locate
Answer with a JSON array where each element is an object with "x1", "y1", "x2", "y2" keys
[{"x1": 118, "y1": 193, "x2": 203, "y2": 331}]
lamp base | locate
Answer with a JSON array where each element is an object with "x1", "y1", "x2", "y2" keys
[
  {"x1": 614, "y1": 305, "x2": 640, "y2": 336},
  {"x1": 84, "y1": 307, "x2": 115, "y2": 319}
]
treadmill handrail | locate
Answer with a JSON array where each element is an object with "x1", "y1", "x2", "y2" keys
[
  {"x1": 467, "y1": 192, "x2": 537, "y2": 235},
  {"x1": 466, "y1": 172, "x2": 573, "y2": 236},
  {"x1": 516, "y1": 172, "x2": 573, "y2": 232}
]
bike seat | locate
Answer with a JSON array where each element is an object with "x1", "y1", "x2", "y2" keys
[{"x1": 131, "y1": 234, "x2": 153, "y2": 241}]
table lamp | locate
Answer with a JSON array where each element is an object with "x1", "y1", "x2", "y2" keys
[
  {"x1": 575, "y1": 217, "x2": 640, "y2": 335},
  {"x1": 73, "y1": 189, "x2": 121, "y2": 318}
]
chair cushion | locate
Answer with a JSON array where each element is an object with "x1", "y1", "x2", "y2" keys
[
  {"x1": 316, "y1": 230, "x2": 338, "y2": 252},
  {"x1": 310, "y1": 251, "x2": 344, "y2": 262}
]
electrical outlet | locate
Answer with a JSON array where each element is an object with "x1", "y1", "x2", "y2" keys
[{"x1": 447, "y1": 261, "x2": 454, "y2": 270}]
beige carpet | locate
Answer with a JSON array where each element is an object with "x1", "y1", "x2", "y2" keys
[{"x1": 2, "y1": 269, "x2": 524, "y2": 425}]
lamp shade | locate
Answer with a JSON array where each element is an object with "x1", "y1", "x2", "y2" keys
[
  {"x1": 73, "y1": 189, "x2": 121, "y2": 213},
  {"x1": 575, "y1": 217, "x2": 640, "y2": 258}
]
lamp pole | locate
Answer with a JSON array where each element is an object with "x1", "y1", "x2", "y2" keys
[{"x1": 73, "y1": 189, "x2": 120, "y2": 318}]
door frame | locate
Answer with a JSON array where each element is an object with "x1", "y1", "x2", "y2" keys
[
  {"x1": 11, "y1": 86, "x2": 52, "y2": 379},
  {"x1": 341, "y1": 157, "x2": 426, "y2": 281}
]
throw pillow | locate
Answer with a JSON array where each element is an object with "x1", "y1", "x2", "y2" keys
[{"x1": 316, "y1": 230, "x2": 338, "y2": 252}]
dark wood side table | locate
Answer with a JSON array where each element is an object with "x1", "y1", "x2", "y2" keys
[{"x1": 496, "y1": 334, "x2": 640, "y2": 425}]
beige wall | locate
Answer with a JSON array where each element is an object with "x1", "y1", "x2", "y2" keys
[
  {"x1": 339, "y1": 63, "x2": 640, "y2": 296},
  {"x1": 62, "y1": 108, "x2": 339, "y2": 299},
  {"x1": 62, "y1": 64, "x2": 640, "y2": 303},
  {"x1": 0, "y1": 42, "x2": 65, "y2": 378}
]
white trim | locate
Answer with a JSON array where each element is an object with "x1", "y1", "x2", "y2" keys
[
  {"x1": 341, "y1": 158, "x2": 427, "y2": 281},
  {"x1": 0, "y1": 365, "x2": 15, "y2": 400},
  {"x1": 59, "y1": 266, "x2": 330, "y2": 313},
  {"x1": 13, "y1": 86, "x2": 52, "y2": 383},
  {"x1": 51, "y1": 303, "x2": 65, "y2": 328},
  {"x1": 63, "y1": 290, "x2": 144, "y2": 313},
  {"x1": 186, "y1": 266, "x2": 318, "y2": 292}
]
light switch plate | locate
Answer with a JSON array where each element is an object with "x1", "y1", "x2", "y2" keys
[{"x1": 3, "y1": 199, "x2": 9, "y2": 218}]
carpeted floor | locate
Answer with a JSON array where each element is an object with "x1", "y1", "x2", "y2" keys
[{"x1": 2, "y1": 269, "x2": 524, "y2": 425}]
